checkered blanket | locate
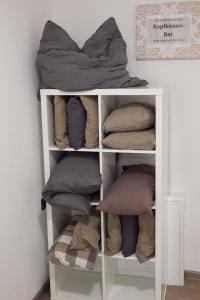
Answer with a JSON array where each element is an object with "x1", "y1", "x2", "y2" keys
[{"x1": 48, "y1": 219, "x2": 99, "y2": 270}]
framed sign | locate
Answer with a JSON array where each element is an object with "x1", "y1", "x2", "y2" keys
[{"x1": 136, "y1": 1, "x2": 200, "y2": 59}]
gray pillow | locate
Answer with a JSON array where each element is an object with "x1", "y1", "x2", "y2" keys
[
  {"x1": 44, "y1": 193, "x2": 91, "y2": 216},
  {"x1": 67, "y1": 97, "x2": 86, "y2": 150},
  {"x1": 43, "y1": 152, "x2": 101, "y2": 196},
  {"x1": 121, "y1": 216, "x2": 139, "y2": 257}
]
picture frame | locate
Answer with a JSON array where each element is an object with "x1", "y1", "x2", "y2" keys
[{"x1": 136, "y1": 1, "x2": 200, "y2": 60}]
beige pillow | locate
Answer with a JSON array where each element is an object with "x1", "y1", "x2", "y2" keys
[
  {"x1": 136, "y1": 213, "x2": 155, "y2": 264},
  {"x1": 54, "y1": 96, "x2": 70, "y2": 149},
  {"x1": 70, "y1": 211, "x2": 100, "y2": 250},
  {"x1": 80, "y1": 96, "x2": 99, "y2": 148},
  {"x1": 103, "y1": 103, "x2": 155, "y2": 133},
  {"x1": 102, "y1": 129, "x2": 155, "y2": 150},
  {"x1": 105, "y1": 214, "x2": 122, "y2": 256}
]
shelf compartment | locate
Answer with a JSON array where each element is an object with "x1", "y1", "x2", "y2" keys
[
  {"x1": 55, "y1": 266, "x2": 102, "y2": 300},
  {"x1": 100, "y1": 95, "x2": 156, "y2": 152},
  {"x1": 107, "y1": 275, "x2": 155, "y2": 300}
]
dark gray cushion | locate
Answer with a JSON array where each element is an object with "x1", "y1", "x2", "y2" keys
[
  {"x1": 44, "y1": 193, "x2": 91, "y2": 216},
  {"x1": 43, "y1": 152, "x2": 101, "y2": 196},
  {"x1": 36, "y1": 18, "x2": 148, "y2": 91},
  {"x1": 121, "y1": 215, "x2": 139, "y2": 257},
  {"x1": 67, "y1": 97, "x2": 86, "y2": 150}
]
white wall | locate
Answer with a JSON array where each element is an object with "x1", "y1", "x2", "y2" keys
[
  {"x1": 51, "y1": 0, "x2": 200, "y2": 272},
  {"x1": 0, "y1": 1, "x2": 51, "y2": 299}
]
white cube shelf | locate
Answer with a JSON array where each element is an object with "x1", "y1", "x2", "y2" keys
[{"x1": 41, "y1": 88, "x2": 168, "y2": 300}]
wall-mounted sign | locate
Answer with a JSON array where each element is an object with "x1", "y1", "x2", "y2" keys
[{"x1": 136, "y1": 1, "x2": 200, "y2": 59}]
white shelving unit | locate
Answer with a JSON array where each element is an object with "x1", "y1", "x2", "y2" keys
[{"x1": 41, "y1": 88, "x2": 168, "y2": 300}]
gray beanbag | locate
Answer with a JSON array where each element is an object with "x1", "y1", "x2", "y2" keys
[
  {"x1": 36, "y1": 18, "x2": 148, "y2": 91},
  {"x1": 67, "y1": 97, "x2": 86, "y2": 149},
  {"x1": 43, "y1": 152, "x2": 101, "y2": 196},
  {"x1": 44, "y1": 193, "x2": 91, "y2": 216}
]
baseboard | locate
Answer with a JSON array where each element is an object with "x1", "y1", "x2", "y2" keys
[
  {"x1": 32, "y1": 280, "x2": 49, "y2": 300},
  {"x1": 185, "y1": 271, "x2": 200, "y2": 280}
]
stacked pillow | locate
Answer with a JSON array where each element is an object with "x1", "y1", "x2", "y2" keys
[
  {"x1": 42, "y1": 152, "x2": 102, "y2": 216},
  {"x1": 54, "y1": 95, "x2": 99, "y2": 150},
  {"x1": 102, "y1": 103, "x2": 155, "y2": 150}
]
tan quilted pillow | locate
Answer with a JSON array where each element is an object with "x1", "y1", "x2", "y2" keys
[
  {"x1": 54, "y1": 96, "x2": 69, "y2": 149},
  {"x1": 136, "y1": 213, "x2": 155, "y2": 264},
  {"x1": 80, "y1": 96, "x2": 99, "y2": 148},
  {"x1": 102, "y1": 129, "x2": 155, "y2": 150},
  {"x1": 103, "y1": 103, "x2": 155, "y2": 133},
  {"x1": 105, "y1": 214, "x2": 122, "y2": 256}
]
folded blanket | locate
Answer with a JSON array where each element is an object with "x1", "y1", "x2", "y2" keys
[{"x1": 49, "y1": 217, "x2": 99, "y2": 270}]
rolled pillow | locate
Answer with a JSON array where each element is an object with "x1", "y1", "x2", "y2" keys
[
  {"x1": 80, "y1": 96, "x2": 99, "y2": 148},
  {"x1": 43, "y1": 193, "x2": 91, "y2": 216},
  {"x1": 54, "y1": 96, "x2": 70, "y2": 149},
  {"x1": 97, "y1": 164, "x2": 155, "y2": 215},
  {"x1": 43, "y1": 152, "x2": 102, "y2": 195},
  {"x1": 121, "y1": 216, "x2": 139, "y2": 257},
  {"x1": 67, "y1": 97, "x2": 86, "y2": 150},
  {"x1": 105, "y1": 214, "x2": 122, "y2": 256},
  {"x1": 103, "y1": 103, "x2": 155, "y2": 133},
  {"x1": 102, "y1": 129, "x2": 156, "y2": 150},
  {"x1": 136, "y1": 213, "x2": 155, "y2": 263}
]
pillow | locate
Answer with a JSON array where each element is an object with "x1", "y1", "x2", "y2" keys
[
  {"x1": 37, "y1": 19, "x2": 148, "y2": 92},
  {"x1": 54, "y1": 96, "x2": 69, "y2": 149},
  {"x1": 43, "y1": 193, "x2": 91, "y2": 216},
  {"x1": 103, "y1": 103, "x2": 155, "y2": 133},
  {"x1": 136, "y1": 213, "x2": 155, "y2": 263},
  {"x1": 67, "y1": 97, "x2": 86, "y2": 149},
  {"x1": 43, "y1": 152, "x2": 102, "y2": 195},
  {"x1": 121, "y1": 216, "x2": 139, "y2": 257},
  {"x1": 80, "y1": 96, "x2": 99, "y2": 148},
  {"x1": 97, "y1": 164, "x2": 155, "y2": 215},
  {"x1": 105, "y1": 214, "x2": 122, "y2": 256},
  {"x1": 102, "y1": 129, "x2": 155, "y2": 150},
  {"x1": 70, "y1": 209, "x2": 100, "y2": 250}
]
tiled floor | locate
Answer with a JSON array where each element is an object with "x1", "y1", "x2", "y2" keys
[{"x1": 37, "y1": 274, "x2": 200, "y2": 300}]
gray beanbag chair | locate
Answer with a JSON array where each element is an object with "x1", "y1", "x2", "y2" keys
[{"x1": 36, "y1": 18, "x2": 148, "y2": 91}]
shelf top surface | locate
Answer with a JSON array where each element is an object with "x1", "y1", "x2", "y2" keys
[{"x1": 40, "y1": 87, "x2": 163, "y2": 97}]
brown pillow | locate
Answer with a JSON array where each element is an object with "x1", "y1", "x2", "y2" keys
[
  {"x1": 102, "y1": 129, "x2": 155, "y2": 150},
  {"x1": 80, "y1": 96, "x2": 99, "y2": 148},
  {"x1": 105, "y1": 214, "x2": 122, "y2": 256},
  {"x1": 70, "y1": 210, "x2": 100, "y2": 250},
  {"x1": 54, "y1": 96, "x2": 70, "y2": 149},
  {"x1": 97, "y1": 165, "x2": 155, "y2": 215},
  {"x1": 103, "y1": 103, "x2": 155, "y2": 133},
  {"x1": 136, "y1": 213, "x2": 155, "y2": 263}
]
